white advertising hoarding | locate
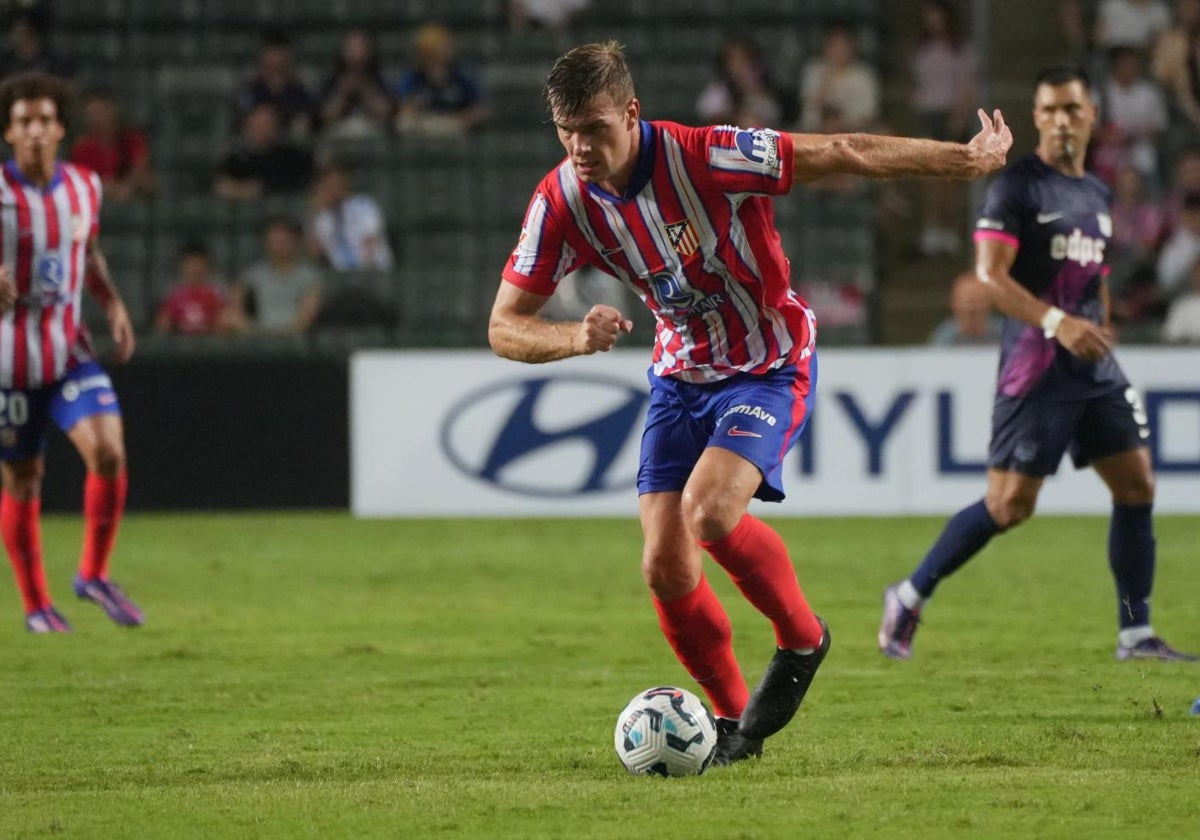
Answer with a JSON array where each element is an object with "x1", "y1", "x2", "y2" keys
[{"x1": 351, "y1": 348, "x2": 1200, "y2": 517}]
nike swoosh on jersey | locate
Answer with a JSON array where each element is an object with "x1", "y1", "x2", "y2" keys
[
  {"x1": 600, "y1": 246, "x2": 623, "y2": 256},
  {"x1": 726, "y1": 426, "x2": 763, "y2": 438},
  {"x1": 1036, "y1": 212, "x2": 1066, "y2": 223}
]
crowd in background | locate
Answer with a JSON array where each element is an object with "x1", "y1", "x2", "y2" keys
[{"x1": 2, "y1": 0, "x2": 1200, "y2": 345}]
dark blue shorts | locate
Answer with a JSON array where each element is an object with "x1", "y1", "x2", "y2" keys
[
  {"x1": 988, "y1": 384, "x2": 1149, "y2": 477},
  {"x1": 0, "y1": 361, "x2": 121, "y2": 462},
  {"x1": 637, "y1": 355, "x2": 817, "y2": 502}
]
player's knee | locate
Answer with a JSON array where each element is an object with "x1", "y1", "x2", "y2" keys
[
  {"x1": 986, "y1": 494, "x2": 1035, "y2": 530},
  {"x1": 1111, "y1": 472, "x2": 1155, "y2": 506},
  {"x1": 3, "y1": 462, "x2": 44, "y2": 501},
  {"x1": 640, "y1": 548, "x2": 700, "y2": 601},
  {"x1": 90, "y1": 441, "x2": 126, "y2": 477},
  {"x1": 680, "y1": 489, "x2": 740, "y2": 543}
]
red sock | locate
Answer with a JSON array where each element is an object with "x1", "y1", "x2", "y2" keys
[
  {"x1": 652, "y1": 575, "x2": 749, "y2": 720},
  {"x1": 2, "y1": 493, "x2": 49, "y2": 613},
  {"x1": 700, "y1": 513, "x2": 823, "y2": 650},
  {"x1": 78, "y1": 471, "x2": 127, "y2": 581}
]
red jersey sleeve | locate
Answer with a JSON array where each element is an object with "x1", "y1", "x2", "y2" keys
[
  {"x1": 690, "y1": 124, "x2": 794, "y2": 197},
  {"x1": 500, "y1": 187, "x2": 583, "y2": 296}
]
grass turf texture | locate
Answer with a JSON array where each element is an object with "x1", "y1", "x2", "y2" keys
[{"x1": 1, "y1": 513, "x2": 1197, "y2": 839}]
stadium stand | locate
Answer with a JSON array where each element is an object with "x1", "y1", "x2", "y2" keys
[{"x1": 49, "y1": 0, "x2": 882, "y2": 351}]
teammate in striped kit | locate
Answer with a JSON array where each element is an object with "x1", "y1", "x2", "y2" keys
[
  {"x1": 489, "y1": 42, "x2": 1011, "y2": 763},
  {"x1": 0, "y1": 73, "x2": 143, "y2": 632}
]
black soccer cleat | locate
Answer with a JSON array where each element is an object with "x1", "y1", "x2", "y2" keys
[
  {"x1": 712, "y1": 716, "x2": 763, "y2": 766},
  {"x1": 738, "y1": 616, "x2": 830, "y2": 741}
]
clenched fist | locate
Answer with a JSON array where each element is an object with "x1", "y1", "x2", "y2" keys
[{"x1": 576, "y1": 305, "x2": 633, "y2": 354}]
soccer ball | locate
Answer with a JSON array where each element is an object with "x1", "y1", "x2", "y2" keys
[{"x1": 614, "y1": 686, "x2": 717, "y2": 776}]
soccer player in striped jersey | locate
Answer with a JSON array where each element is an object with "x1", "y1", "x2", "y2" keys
[
  {"x1": 0, "y1": 72, "x2": 143, "y2": 632},
  {"x1": 879, "y1": 67, "x2": 1195, "y2": 663},
  {"x1": 488, "y1": 42, "x2": 1011, "y2": 763}
]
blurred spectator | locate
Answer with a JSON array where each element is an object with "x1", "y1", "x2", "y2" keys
[
  {"x1": 69, "y1": 88, "x2": 154, "y2": 202},
  {"x1": 928, "y1": 271, "x2": 1003, "y2": 346},
  {"x1": 911, "y1": 0, "x2": 978, "y2": 256},
  {"x1": 1059, "y1": 0, "x2": 1094, "y2": 63},
  {"x1": 1092, "y1": 46, "x2": 1167, "y2": 183},
  {"x1": 318, "y1": 28, "x2": 392, "y2": 138},
  {"x1": 1094, "y1": 0, "x2": 1171, "y2": 49},
  {"x1": 154, "y1": 243, "x2": 234, "y2": 336},
  {"x1": 1162, "y1": 255, "x2": 1200, "y2": 340},
  {"x1": 234, "y1": 32, "x2": 316, "y2": 139},
  {"x1": 0, "y1": 9, "x2": 71, "y2": 78},
  {"x1": 229, "y1": 219, "x2": 322, "y2": 333},
  {"x1": 1111, "y1": 165, "x2": 1166, "y2": 256},
  {"x1": 695, "y1": 35, "x2": 789, "y2": 128},
  {"x1": 1164, "y1": 144, "x2": 1200, "y2": 228},
  {"x1": 1156, "y1": 190, "x2": 1200, "y2": 300},
  {"x1": 1152, "y1": 0, "x2": 1200, "y2": 129},
  {"x1": 798, "y1": 25, "x2": 879, "y2": 133},
  {"x1": 507, "y1": 0, "x2": 590, "y2": 32},
  {"x1": 214, "y1": 103, "x2": 314, "y2": 200},
  {"x1": 1109, "y1": 164, "x2": 1167, "y2": 318},
  {"x1": 307, "y1": 162, "x2": 394, "y2": 272},
  {"x1": 395, "y1": 24, "x2": 488, "y2": 136}
]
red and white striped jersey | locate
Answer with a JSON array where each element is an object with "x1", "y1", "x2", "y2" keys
[
  {"x1": 502, "y1": 121, "x2": 816, "y2": 383},
  {"x1": 0, "y1": 161, "x2": 100, "y2": 389}
]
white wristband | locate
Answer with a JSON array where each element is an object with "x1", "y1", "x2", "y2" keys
[{"x1": 1040, "y1": 306, "x2": 1066, "y2": 339}]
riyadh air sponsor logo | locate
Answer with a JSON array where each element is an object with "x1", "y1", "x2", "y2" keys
[
  {"x1": 439, "y1": 374, "x2": 649, "y2": 497},
  {"x1": 38, "y1": 254, "x2": 63, "y2": 288},
  {"x1": 650, "y1": 272, "x2": 726, "y2": 316}
]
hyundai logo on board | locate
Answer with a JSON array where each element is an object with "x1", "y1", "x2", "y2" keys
[{"x1": 440, "y1": 375, "x2": 649, "y2": 497}]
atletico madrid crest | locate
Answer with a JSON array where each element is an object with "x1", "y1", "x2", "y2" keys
[
  {"x1": 70, "y1": 214, "x2": 89, "y2": 243},
  {"x1": 664, "y1": 219, "x2": 700, "y2": 256}
]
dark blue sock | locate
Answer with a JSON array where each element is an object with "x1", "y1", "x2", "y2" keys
[
  {"x1": 1109, "y1": 503, "x2": 1155, "y2": 629},
  {"x1": 910, "y1": 499, "x2": 1000, "y2": 597}
]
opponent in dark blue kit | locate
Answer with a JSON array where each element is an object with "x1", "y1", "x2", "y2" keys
[{"x1": 878, "y1": 66, "x2": 1195, "y2": 662}]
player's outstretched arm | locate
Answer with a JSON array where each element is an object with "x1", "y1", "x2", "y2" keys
[
  {"x1": 790, "y1": 108, "x2": 1013, "y2": 183},
  {"x1": 975, "y1": 237, "x2": 1111, "y2": 361},
  {"x1": 84, "y1": 238, "x2": 136, "y2": 363},
  {"x1": 489, "y1": 279, "x2": 632, "y2": 363}
]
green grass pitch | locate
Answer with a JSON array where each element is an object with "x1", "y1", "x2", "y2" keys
[{"x1": 1, "y1": 513, "x2": 1197, "y2": 839}]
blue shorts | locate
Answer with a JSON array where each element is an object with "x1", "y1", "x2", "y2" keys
[
  {"x1": 637, "y1": 356, "x2": 817, "y2": 502},
  {"x1": 988, "y1": 384, "x2": 1149, "y2": 477},
  {"x1": 0, "y1": 361, "x2": 121, "y2": 462}
]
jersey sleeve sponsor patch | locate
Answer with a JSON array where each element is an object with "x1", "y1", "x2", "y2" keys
[{"x1": 709, "y1": 127, "x2": 784, "y2": 178}]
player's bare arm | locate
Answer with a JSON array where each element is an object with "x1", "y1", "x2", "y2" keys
[
  {"x1": 0, "y1": 265, "x2": 15, "y2": 315},
  {"x1": 489, "y1": 279, "x2": 632, "y2": 363},
  {"x1": 84, "y1": 237, "x2": 136, "y2": 363},
  {"x1": 790, "y1": 109, "x2": 1012, "y2": 183},
  {"x1": 975, "y1": 236, "x2": 1111, "y2": 361}
]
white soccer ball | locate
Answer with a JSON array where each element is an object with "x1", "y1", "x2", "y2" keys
[{"x1": 614, "y1": 686, "x2": 717, "y2": 776}]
